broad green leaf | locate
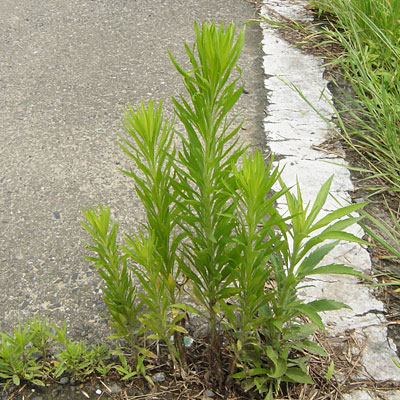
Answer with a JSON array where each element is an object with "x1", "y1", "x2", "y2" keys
[
  {"x1": 266, "y1": 346, "x2": 287, "y2": 378},
  {"x1": 283, "y1": 323, "x2": 317, "y2": 340},
  {"x1": 295, "y1": 339, "x2": 327, "y2": 356},
  {"x1": 249, "y1": 367, "x2": 269, "y2": 376},
  {"x1": 295, "y1": 304, "x2": 324, "y2": 330},
  {"x1": 270, "y1": 318, "x2": 283, "y2": 332},
  {"x1": 12, "y1": 375, "x2": 20, "y2": 386},
  {"x1": 284, "y1": 367, "x2": 314, "y2": 384}
]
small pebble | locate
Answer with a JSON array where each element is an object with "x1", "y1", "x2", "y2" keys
[
  {"x1": 31, "y1": 351, "x2": 42, "y2": 360},
  {"x1": 354, "y1": 197, "x2": 365, "y2": 203},
  {"x1": 59, "y1": 377, "x2": 69, "y2": 385},
  {"x1": 108, "y1": 383, "x2": 122, "y2": 394},
  {"x1": 204, "y1": 389, "x2": 215, "y2": 398},
  {"x1": 193, "y1": 324, "x2": 208, "y2": 339},
  {"x1": 95, "y1": 389, "x2": 102, "y2": 395},
  {"x1": 152, "y1": 372, "x2": 166, "y2": 383}
]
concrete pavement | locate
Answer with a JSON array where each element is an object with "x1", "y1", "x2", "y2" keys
[{"x1": 0, "y1": 0, "x2": 265, "y2": 341}]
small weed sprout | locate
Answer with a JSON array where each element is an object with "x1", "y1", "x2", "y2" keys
[{"x1": 0, "y1": 318, "x2": 114, "y2": 390}]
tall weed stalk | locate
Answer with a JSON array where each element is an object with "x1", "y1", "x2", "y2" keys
[{"x1": 169, "y1": 22, "x2": 246, "y2": 372}]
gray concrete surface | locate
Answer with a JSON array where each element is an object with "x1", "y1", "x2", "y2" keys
[{"x1": 0, "y1": 0, "x2": 266, "y2": 341}]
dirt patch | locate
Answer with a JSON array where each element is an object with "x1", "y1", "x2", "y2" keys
[{"x1": 7, "y1": 328, "x2": 400, "y2": 400}]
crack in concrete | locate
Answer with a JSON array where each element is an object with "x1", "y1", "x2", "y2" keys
[{"x1": 355, "y1": 310, "x2": 388, "y2": 318}]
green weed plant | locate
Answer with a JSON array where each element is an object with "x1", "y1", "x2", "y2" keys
[
  {"x1": 0, "y1": 322, "x2": 45, "y2": 387},
  {"x1": 0, "y1": 317, "x2": 114, "y2": 390},
  {"x1": 82, "y1": 21, "x2": 367, "y2": 398}
]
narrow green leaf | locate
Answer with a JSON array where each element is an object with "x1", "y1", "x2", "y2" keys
[
  {"x1": 306, "y1": 299, "x2": 351, "y2": 312},
  {"x1": 361, "y1": 223, "x2": 400, "y2": 259},
  {"x1": 12, "y1": 375, "x2": 20, "y2": 386},
  {"x1": 232, "y1": 370, "x2": 246, "y2": 379},
  {"x1": 305, "y1": 175, "x2": 334, "y2": 230},
  {"x1": 309, "y1": 202, "x2": 368, "y2": 232},
  {"x1": 297, "y1": 241, "x2": 339, "y2": 278},
  {"x1": 31, "y1": 379, "x2": 45, "y2": 386},
  {"x1": 170, "y1": 325, "x2": 188, "y2": 334},
  {"x1": 171, "y1": 303, "x2": 202, "y2": 315},
  {"x1": 301, "y1": 230, "x2": 369, "y2": 257},
  {"x1": 309, "y1": 264, "x2": 369, "y2": 279},
  {"x1": 325, "y1": 360, "x2": 335, "y2": 382}
]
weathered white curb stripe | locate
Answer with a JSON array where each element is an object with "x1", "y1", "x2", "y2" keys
[{"x1": 261, "y1": 0, "x2": 400, "y2": 398}]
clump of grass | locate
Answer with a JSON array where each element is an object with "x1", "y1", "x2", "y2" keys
[{"x1": 311, "y1": 0, "x2": 400, "y2": 194}]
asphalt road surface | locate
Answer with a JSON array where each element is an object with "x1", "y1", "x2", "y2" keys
[{"x1": 0, "y1": 0, "x2": 266, "y2": 342}]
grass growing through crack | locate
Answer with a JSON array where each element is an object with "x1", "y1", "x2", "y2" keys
[
  {"x1": 307, "y1": 0, "x2": 400, "y2": 291},
  {"x1": 311, "y1": 0, "x2": 400, "y2": 194}
]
